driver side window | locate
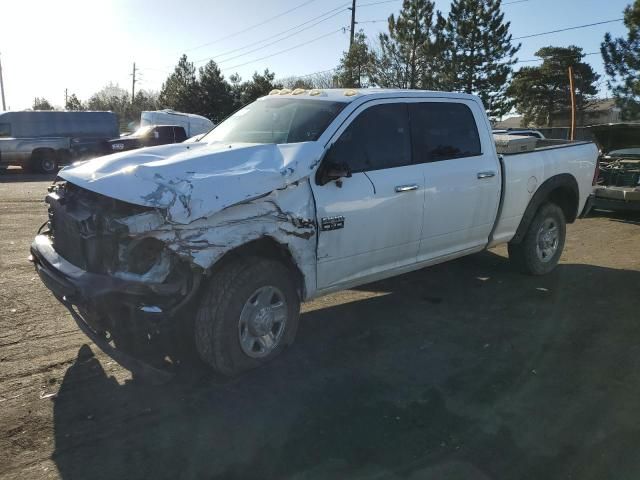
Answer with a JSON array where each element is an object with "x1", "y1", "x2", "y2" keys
[{"x1": 328, "y1": 103, "x2": 411, "y2": 173}]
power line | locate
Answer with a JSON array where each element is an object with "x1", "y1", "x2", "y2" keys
[
  {"x1": 359, "y1": 0, "x2": 529, "y2": 7},
  {"x1": 358, "y1": 0, "x2": 399, "y2": 7},
  {"x1": 223, "y1": 28, "x2": 346, "y2": 72},
  {"x1": 513, "y1": 19, "x2": 623, "y2": 40},
  {"x1": 199, "y1": 7, "x2": 350, "y2": 65},
  {"x1": 194, "y1": 3, "x2": 349, "y2": 64},
  {"x1": 185, "y1": 0, "x2": 319, "y2": 53}
]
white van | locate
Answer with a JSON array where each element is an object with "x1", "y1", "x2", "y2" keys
[{"x1": 140, "y1": 110, "x2": 214, "y2": 138}]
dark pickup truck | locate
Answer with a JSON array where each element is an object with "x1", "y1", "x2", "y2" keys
[{"x1": 105, "y1": 125, "x2": 187, "y2": 154}]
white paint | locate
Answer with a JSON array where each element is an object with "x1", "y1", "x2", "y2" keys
[
  {"x1": 58, "y1": 140, "x2": 324, "y2": 224},
  {"x1": 54, "y1": 89, "x2": 598, "y2": 301},
  {"x1": 140, "y1": 110, "x2": 214, "y2": 137}
]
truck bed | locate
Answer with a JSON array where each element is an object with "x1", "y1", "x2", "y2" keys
[{"x1": 489, "y1": 140, "x2": 598, "y2": 247}]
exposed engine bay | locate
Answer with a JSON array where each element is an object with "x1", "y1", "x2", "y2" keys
[{"x1": 587, "y1": 123, "x2": 640, "y2": 210}]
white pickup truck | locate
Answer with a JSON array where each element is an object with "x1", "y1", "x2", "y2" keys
[{"x1": 31, "y1": 89, "x2": 598, "y2": 377}]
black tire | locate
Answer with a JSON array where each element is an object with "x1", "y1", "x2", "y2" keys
[
  {"x1": 194, "y1": 257, "x2": 300, "y2": 376},
  {"x1": 32, "y1": 150, "x2": 58, "y2": 174},
  {"x1": 508, "y1": 202, "x2": 566, "y2": 275}
]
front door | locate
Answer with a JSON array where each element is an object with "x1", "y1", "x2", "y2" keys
[{"x1": 311, "y1": 101, "x2": 425, "y2": 290}]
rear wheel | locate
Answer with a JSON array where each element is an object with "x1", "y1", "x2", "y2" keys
[
  {"x1": 32, "y1": 150, "x2": 58, "y2": 174},
  {"x1": 508, "y1": 202, "x2": 566, "y2": 275},
  {"x1": 194, "y1": 257, "x2": 300, "y2": 376}
]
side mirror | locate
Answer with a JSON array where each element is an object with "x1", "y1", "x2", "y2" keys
[
  {"x1": 318, "y1": 161, "x2": 352, "y2": 186},
  {"x1": 317, "y1": 148, "x2": 352, "y2": 185}
]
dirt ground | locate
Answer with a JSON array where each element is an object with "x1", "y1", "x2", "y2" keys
[{"x1": 1, "y1": 169, "x2": 639, "y2": 480}]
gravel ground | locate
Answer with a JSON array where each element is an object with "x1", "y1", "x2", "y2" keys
[{"x1": 1, "y1": 170, "x2": 639, "y2": 480}]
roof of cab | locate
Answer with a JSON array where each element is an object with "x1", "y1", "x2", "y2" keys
[{"x1": 259, "y1": 88, "x2": 479, "y2": 103}]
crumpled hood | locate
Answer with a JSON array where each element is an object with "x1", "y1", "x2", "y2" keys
[{"x1": 58, "y1": 141, "x2": 324, "y2": 224}]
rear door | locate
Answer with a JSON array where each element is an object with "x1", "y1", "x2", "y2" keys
[
  {"x1": 311, "y1": 101, "x2": 425, "y2": 289},
  {"x1": 409, "y1": 100, "x2": 501, "y2": 261}
]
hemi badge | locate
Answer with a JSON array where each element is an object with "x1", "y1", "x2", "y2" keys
[{"x1": 321, "y1": 216, "x2": 345, "y2": 231}]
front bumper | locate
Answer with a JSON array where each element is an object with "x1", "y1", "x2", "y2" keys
[
  {"x1": 591, "y1": 187, "x2": 640, "y2": 212},
  {"x1": 30, "y1": 234, "x2": 194, "y2": 382},
  {"x1": 30, "y1": 235, "x2": 182, "y2": 318}
]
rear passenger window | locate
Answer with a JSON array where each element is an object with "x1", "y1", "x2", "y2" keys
[
  {"x1": 329, "y1": 103, "x2": 411, "y2": 173},
  {"x1": 157, "y1": 127, "x2": 173, "y2": 142},
  {"x1": 174, "y1": 127, "x2": 187, "y2": 142},
  {"x1": 409, "y1": 102, "x2": 481, "y2": 162},
  {"x1": 0, "y1": 123, "x2": 10, "y2": 137}
]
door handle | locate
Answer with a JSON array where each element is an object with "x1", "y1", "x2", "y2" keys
[
  {"x1": 395, "y1": 184, "x2": 419, "y2": 193},
  {"x1": 477, "y1": 171, "x2": 496, "y2": 179}
]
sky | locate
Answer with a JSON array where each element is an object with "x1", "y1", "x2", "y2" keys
[{"x1": 0, "y1": 0, "x2": 633, "y2": 110}]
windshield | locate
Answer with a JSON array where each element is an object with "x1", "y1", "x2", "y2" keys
[
  {"x1": 202, "y1": 98, "x2": 346, "y2": 144},
  {"x1": 131, "y1": 125, "x2": 154, "y2": 137}
]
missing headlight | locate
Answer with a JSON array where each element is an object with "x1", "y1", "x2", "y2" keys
[{"x1": 114, "y1": 238, "x2": 173, "y2": 283}]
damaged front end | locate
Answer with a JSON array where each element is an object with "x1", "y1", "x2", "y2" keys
[
  {"x1": 587, "y1": 123, "x2": 640, "y2": 212},
  {"x1": 30, "y1": 181, "x2": 202, "y2": 376}
]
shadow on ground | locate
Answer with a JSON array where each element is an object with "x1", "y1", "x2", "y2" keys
[
  {"x1": 51, "y1": 251, "x2": 640, "y2": 480},
  {"x1": 0, "y1": 169, "x2": 56, "y2": 183},
  {"x1": 589, "y1": 208, "x2": 640, "y2": 226}
]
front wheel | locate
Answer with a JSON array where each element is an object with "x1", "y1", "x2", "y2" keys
[
  {"x1": 508, "y1": 202, "x2": 566, "y2": 275},
  {"x1": 195, "y1": 257, "x2": 300, "y2": 376}
]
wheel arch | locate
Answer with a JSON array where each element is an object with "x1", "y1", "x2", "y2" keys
[
  {"x1": 55, "y1": 148, "x2": 71, "y2": 164},
  {"x1": 511, "y1": 173, "x2": 579, "y2": 244},
  {"x1": 206, "y1": 236, "x2": 307, "y2": 300},
  {"x1": 31, "y1": 147, "x2": 56, "y2": 159}
]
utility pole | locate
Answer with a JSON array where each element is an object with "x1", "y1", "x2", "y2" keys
[
  {"x1": 349, "y1": 0, "x2": 356, "y2": 48},
  {"x1": 64, "y1": 88, "x2": 68, "y2": 107},
  {"x1": 568, "y1": 65, "x2": 576, "y2": 141},
  {"x1": 0, "y1": 52, "x2": 6, "y2": 111},
  {"x1": 131, "y1": 62, "x2": 137, "y2": 104}
]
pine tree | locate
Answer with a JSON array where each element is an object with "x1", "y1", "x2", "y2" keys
[
  {"x1": 334, "y1": 30, "x2": 375, "y2": 88},
  {"x1": 601, "y1": 0, "x2": 640, "y2": 120},
  {"x1": 507, "y1": 46, "x2": 599, "y2": 127},
  {"x1": 33, "y1": 97, "x2": 54, "y2": 110},
  {"x1": 65, "y1": 94, "x2": 84, "y2": 111},
  {"x1": 159, "y1": 55, "x2": 200, "y2": 113},
  {"x1": 198, "y1": 60, "x2": 234, "y2": 122},
  {"x1": 441, "y1": 0, "x2": 520, "y2": 119},
  {"x1": 372, "y1": 0, "x2": 445, "y2": 90},
  {"x1": 238, "y1": 69, "x2": 281, "y2": 105}
]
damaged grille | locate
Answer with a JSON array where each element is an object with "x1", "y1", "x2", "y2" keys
[
  {"x1": 46, "y1": 183, "x2": 151, "y2": 273},
  {"x1": 599, "y1": 158, "x2": 640, "y2": 187}
]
